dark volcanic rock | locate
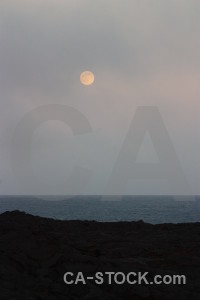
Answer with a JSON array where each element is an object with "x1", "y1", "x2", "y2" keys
[{"x1": 0, "y1": 210, "x2": 200, "y2": 300}]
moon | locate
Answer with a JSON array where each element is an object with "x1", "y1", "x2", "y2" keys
[{"x1": 80, "y1": 71, "x2": 95, "y2": 86}]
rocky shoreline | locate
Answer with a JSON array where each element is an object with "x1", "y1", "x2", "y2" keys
[{"x1": 0, "y1": 210, "x2": 199, "y2": 300}]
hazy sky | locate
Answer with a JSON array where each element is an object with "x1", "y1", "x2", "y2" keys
[{"x1": 0, "y1": 0, "x2": 200, "y2": 195}]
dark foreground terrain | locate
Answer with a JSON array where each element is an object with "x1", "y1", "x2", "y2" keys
[{"x1": 0, "y1": 211, "x2": 199, "y2": 300}]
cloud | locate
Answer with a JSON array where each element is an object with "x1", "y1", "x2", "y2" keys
[{"x1": 0, "y1": 0, "x2": 200, "y2": 194}]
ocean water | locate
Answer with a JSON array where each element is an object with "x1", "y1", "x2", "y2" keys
[{"x1": 0, "y1": 196, "x2": 200, "y2": 224}]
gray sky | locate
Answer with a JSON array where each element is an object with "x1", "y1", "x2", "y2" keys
[{"x1": 0, "y1": 0, "x2": 200, "y2": 195}]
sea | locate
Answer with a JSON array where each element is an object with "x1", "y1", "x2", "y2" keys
[{"x1": 0, "y1": 195, "x2": 200, "y2": 224}]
